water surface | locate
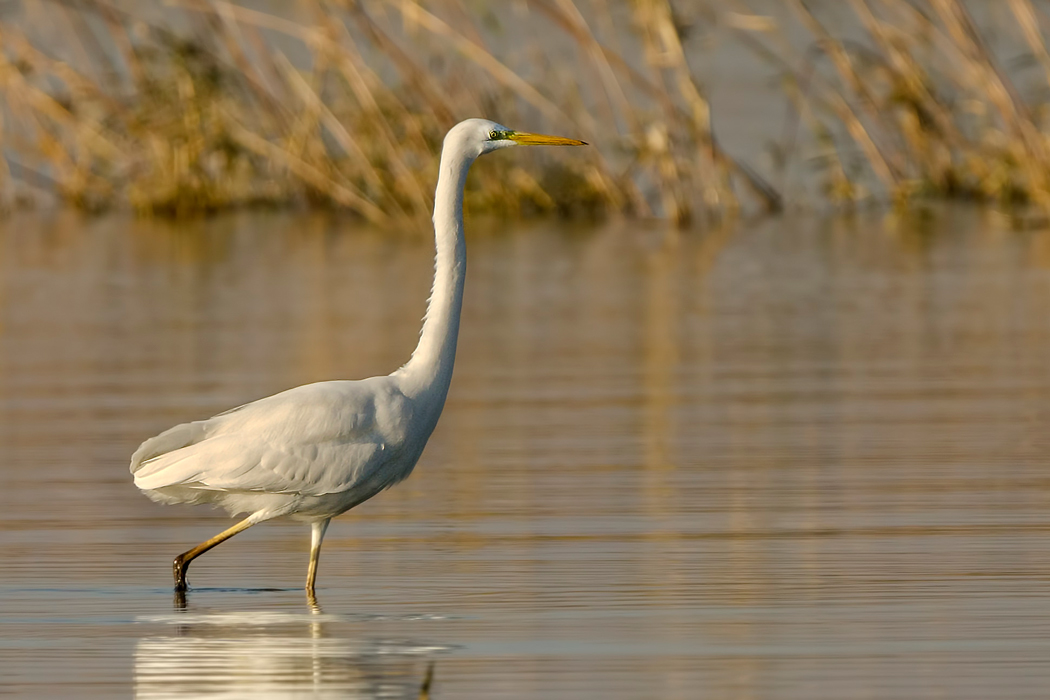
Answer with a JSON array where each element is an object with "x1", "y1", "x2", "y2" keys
[{"x1": 2, "y1": 208, "x2": 1050, "y2": 698}]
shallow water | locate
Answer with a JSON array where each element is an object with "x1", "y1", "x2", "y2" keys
[{"x1": 2, "y1": 208, "x2": 1050, "y2": 698}]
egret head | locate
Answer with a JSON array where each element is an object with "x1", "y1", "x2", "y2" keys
[{"x1": 445, "y1": 118, "x2": 587, "y2": 160}]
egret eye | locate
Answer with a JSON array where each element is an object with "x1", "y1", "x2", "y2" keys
[{"x1": 489, "y1": 130, "x2": 499, "y2": 140}]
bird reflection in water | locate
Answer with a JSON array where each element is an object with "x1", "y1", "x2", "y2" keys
[{"x1": 136, "y1": 597, "x2": 442, "y2": 699}]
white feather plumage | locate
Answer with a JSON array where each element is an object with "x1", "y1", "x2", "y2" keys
[{"x1": 130, "y1": 118, "x2": 585, "y2": 593}]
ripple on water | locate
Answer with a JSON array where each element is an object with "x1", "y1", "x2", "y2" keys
[{"x1": 2, "y1": 212, "x2": 1050, "y2": 698}]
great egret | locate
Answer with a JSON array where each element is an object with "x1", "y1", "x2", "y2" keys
[{"x1": 131, "y1": 118, "x2": 586, "y2": 594}]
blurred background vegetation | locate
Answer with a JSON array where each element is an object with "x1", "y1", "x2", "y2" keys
[{"x1": 2, "y1": 0, "x2": 1050, "y2": 223}]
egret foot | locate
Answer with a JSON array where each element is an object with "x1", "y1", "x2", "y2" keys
[
  {"x1": 169, "y1": 518, "x2": 256, "y2": 591},
  {"x1": 419, "y1": 662, "x2": 434, "y2": 700},
  {"x1": 173, "y1": 555, "x2": 189, "y2": 592}
]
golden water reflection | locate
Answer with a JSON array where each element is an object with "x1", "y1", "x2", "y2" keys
[
  {"x1": 2, "y1": 207, "x2": 1050, "y2": 698},
  {"x1": 135, "y1": 609, "x2": 440, "y2": 700}
]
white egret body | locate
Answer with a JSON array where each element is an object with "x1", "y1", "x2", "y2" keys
[{"x1": 130, "y1": 119, "x2": 585, "y2": 594}]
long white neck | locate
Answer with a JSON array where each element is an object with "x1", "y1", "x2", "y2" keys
[{"x1": 397, "y1": 142, "x2": 474, "y2": 403}]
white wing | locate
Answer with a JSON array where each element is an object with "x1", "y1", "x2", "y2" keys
[{"x1": 131, "y1": 377, "x2": 412, "y2": 497}]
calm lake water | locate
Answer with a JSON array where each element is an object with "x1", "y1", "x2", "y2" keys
[{"x1": 2, "y1": 207, "x2": 1050, "y2": 698}]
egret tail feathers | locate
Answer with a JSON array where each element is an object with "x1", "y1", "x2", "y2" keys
[{"x1": 130, "y1": 420, "x2": 208, "y2": 474}]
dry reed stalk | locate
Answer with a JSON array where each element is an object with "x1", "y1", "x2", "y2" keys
[
  {"x1": 3, "y1": 0, "x2": 773, "y2": 219},
  {"x1": 1009, "y1": 0, "x2": 1050, "y2": 87},
  {"x1": 193, "y1": 0, "x2": 280, "y2": 111},
  {"x1": 634, "y1": 0, "x2": 739, "y2": 221},
  {"x1": 551, "y1": 0, "x2": 629, "y2": 130},
  {"x1": 850, "y1": 1, "x2": 962, "y2": 145},
  {"x1": 731, "y1": 0, "x2": 1050, "y2": 212},
  {"x1": 383, "y1": 0, "x2": 573, "y2": 126},
  {"x1": 909, "y1": 0, "x2": 1050, "y2": 205},
  {"x1": 21, "y1": 0, "x2": 1049, "y2": 220},
  {"x1": 340, "y1": 3, "x2": 455, "y2": 124},
  {"x1": 223, "y1": 114, "x2": 388, "y2": 222},
  {"x1": 493, "y1": 0, "x2": 650, "y2": 215},
  {"x1": 326, "y1": 9, "x2": 433, "y2": 217},
  {"x1": 272, "y1": 51, "x2": 387, "y2": 198},
  {"x1": 179, "y1": 0, "x2": 434, "y2": 216},
  {"x1": 788, "y1": 0, "x2": 901, "y2": 192}
]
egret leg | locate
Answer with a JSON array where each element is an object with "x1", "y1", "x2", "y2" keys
[
  {"x1": 173, "y1": 518, "x2": 255, "y2": 592},
  {"x1": 306, "y1": 518, "x2": 331, "y2": 594},
  {"x1": 419, "y1": 661, "x2": 435, "y2": 700}
]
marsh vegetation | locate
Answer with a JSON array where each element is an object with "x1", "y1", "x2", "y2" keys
[{"x1": 2, "y1": 0, "x2": 1050, "y2": 221}]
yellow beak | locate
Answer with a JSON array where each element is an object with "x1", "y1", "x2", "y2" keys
[{"x1": 508, "y1": 131, "x2": 588, "y2": 146}]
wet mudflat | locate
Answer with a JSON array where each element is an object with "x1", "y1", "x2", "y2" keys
[{"x1": 2, "y1": 208, "x2": 1050, "y2": 698}]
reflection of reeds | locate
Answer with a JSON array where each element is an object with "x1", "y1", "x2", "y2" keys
[{"x1": 1, "y1": 0, "x2": 773, "y2": 221}]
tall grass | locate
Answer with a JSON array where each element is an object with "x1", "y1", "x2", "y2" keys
[
  {"x1": 1, "y1": 0, "x2": 770, "y2": 222},
  {"x1": 734, "y1": 0, "x2": 1050, "y2": 216},
  {"x1": 2, "y1": 1, "x2": 1050, "y2": 221}
]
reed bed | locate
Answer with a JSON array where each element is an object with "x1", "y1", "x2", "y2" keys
[
  {"x1": 0, "y1": 0, "x2": 759, "y2": 223},
  {"x1": 1, "y1": 0, "x2": 1050, "y2": 221},
  {"x1": 734, "y1": 0, "x2": 1050, "y2": 215}
]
